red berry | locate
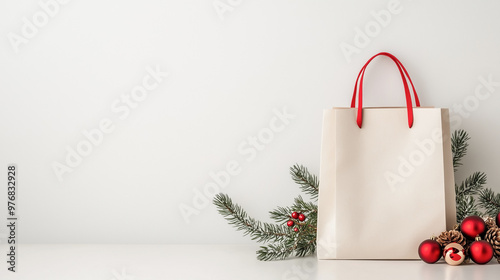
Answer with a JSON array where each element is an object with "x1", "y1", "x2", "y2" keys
[
  {"x1": 298, "y1": 214, "x2": 306, "y2": 221},
  {"x1": 293, "y1": 227, "x2": 299, "y2": 232},
  {"x1": 287, "y1": 220, "x2": 294, "y2": 227},
  {"x1": 291, "y1": 212, "x2": 299, "y2": 219}
]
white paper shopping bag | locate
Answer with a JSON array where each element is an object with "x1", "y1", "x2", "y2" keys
[{"x1": 317, "y1": 52, "x2": 456, "y2": 259}]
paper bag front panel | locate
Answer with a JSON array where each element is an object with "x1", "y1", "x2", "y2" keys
[{"x1": 317, "y1": 107, "x2": 451, "y2": 259}]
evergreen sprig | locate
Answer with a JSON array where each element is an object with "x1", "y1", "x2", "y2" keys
[
  {"x1": 290, "y1": 164, "x2": 319, "y2": 200},
  {"x1": 455, "y1": 172, "x2": 487, "y2": 198},
  {"x1": 213, "y1": 165, "x2": 318, "y2": 261},
  {"x1": 452, "y1": 129, "x2": 499, "y2": 222},
  {"x1": 257, "y1": 241, "x2": 295, "y2": 261},
  {"x1": 268, "y1": 196, "x2": 318, "y2": 228},
  {"x1": 213, "y1": 193, "x2": 291, "y2": 243},
  {"x1": 478, "y1": 188, "x2": 500, "y2": 217},
  {"x1": 456, "y1": 195, "x2": 481, "y2": 222},
  {"x1": 451, "y1": 129, "x2": 470, "y2": 172}
]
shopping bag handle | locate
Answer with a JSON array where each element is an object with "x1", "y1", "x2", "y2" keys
[{"x1": 350, "y1": 52, "x2": 420, "y2": 128}]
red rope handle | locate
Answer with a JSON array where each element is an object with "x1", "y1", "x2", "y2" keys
[{"x1": 351, "y1": 52, "x2": 420, "y2": 128}]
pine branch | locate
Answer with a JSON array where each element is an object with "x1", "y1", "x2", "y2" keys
[
  {"x1": 269, "y1": 196, "x2": 318, "y2": 226},
  {"x1": 290, "y1": 164, "x2": 319, "y2": 200},
  {"x1": 292, "y1": 196, "x2": 318, "y2": 213},
  {"x1": 256, "y1": 229, "x2": 316, "y2": 261},
  {"x1": 455, "y1": 172, "x2": 487, "y2": 198},
  {"x1": 456, "y1": 195, "x2": 481, "y2": 223},
  {"x1": 294, "y1": 237, "x2": 317, "y2": 258},
  {"x1": 451, "y1": 129, "x2": 470, "y2": 172},
  {"x1": 257, "y1": 241, "x2": 295, "y2": 261},
  {"x1": 478, "y1": 188, "x2": 500, "y2": 217},
  {"x1": 292, "y1": 196, "x2": 318, "y2": 224},
  {"x1": 213, "y1": 193, "x2": 291, "y2": 243},
  {"x1": 269, "y1": 206, "x2": 294, "y2": 223},
  {"x1": 211, "y1": 165, "x2": 318, "y2": 261}
]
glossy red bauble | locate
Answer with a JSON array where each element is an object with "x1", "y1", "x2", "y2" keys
[
  {"x1": 461, "y1": 216, "x2": 486, "y2": 239},
  {"x1": 298, "y1": 214, "x2": 306, "y2": 221},
  {"x1": 287, "y1": 220, "x2": 294, "y2": 227},
  {"x1": 469, "y1": 240, "x2": 494, "y2": 264},
  {"x1": 496, "y1": 212, "x2": 500, "y2": 228},
  {"x1": 418, "y1": 239, "x2": 442, "y2": 264},
  {"x1": 291, "y1": 212, "x2": 299, "y2": 219}
]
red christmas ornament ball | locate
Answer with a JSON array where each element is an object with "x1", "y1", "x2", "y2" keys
[
  {"x1": 293, "y1": 227, "x2": 299, "y2": 232},
  {"x1": 291, "y1": 212, "x2": 299, "y2": 219},
  {"x1": 496, "y1": 212, "x2": 500, "y2": 227},
  {"x1": 287, "y1": 220, "x2": 294, "y2": 227},
  {"x1": 418, "y1": 239, "x2": 442, "y2": 264},
  {"x1": 469, "y1": 240, "x2": 494, "y2": 264},
  {"x1": 298, "y1": 214, "x2": 306, "y2": 221},
  {"x1": 461, "y1": 216, "x2": 486, "y2": 239}
]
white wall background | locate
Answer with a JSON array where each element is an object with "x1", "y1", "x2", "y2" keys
[{"x1": 0, "y1": 0, "x2": 499, "y2": 244}]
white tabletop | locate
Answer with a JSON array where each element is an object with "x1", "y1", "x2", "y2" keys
[{"x1": 0, "y1": 244, "x2": 499, "y2": 280}]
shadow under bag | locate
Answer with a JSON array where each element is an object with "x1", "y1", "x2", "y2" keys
[{"x1": 317, "y1": 52, "x2": 456, "y2": 259}]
